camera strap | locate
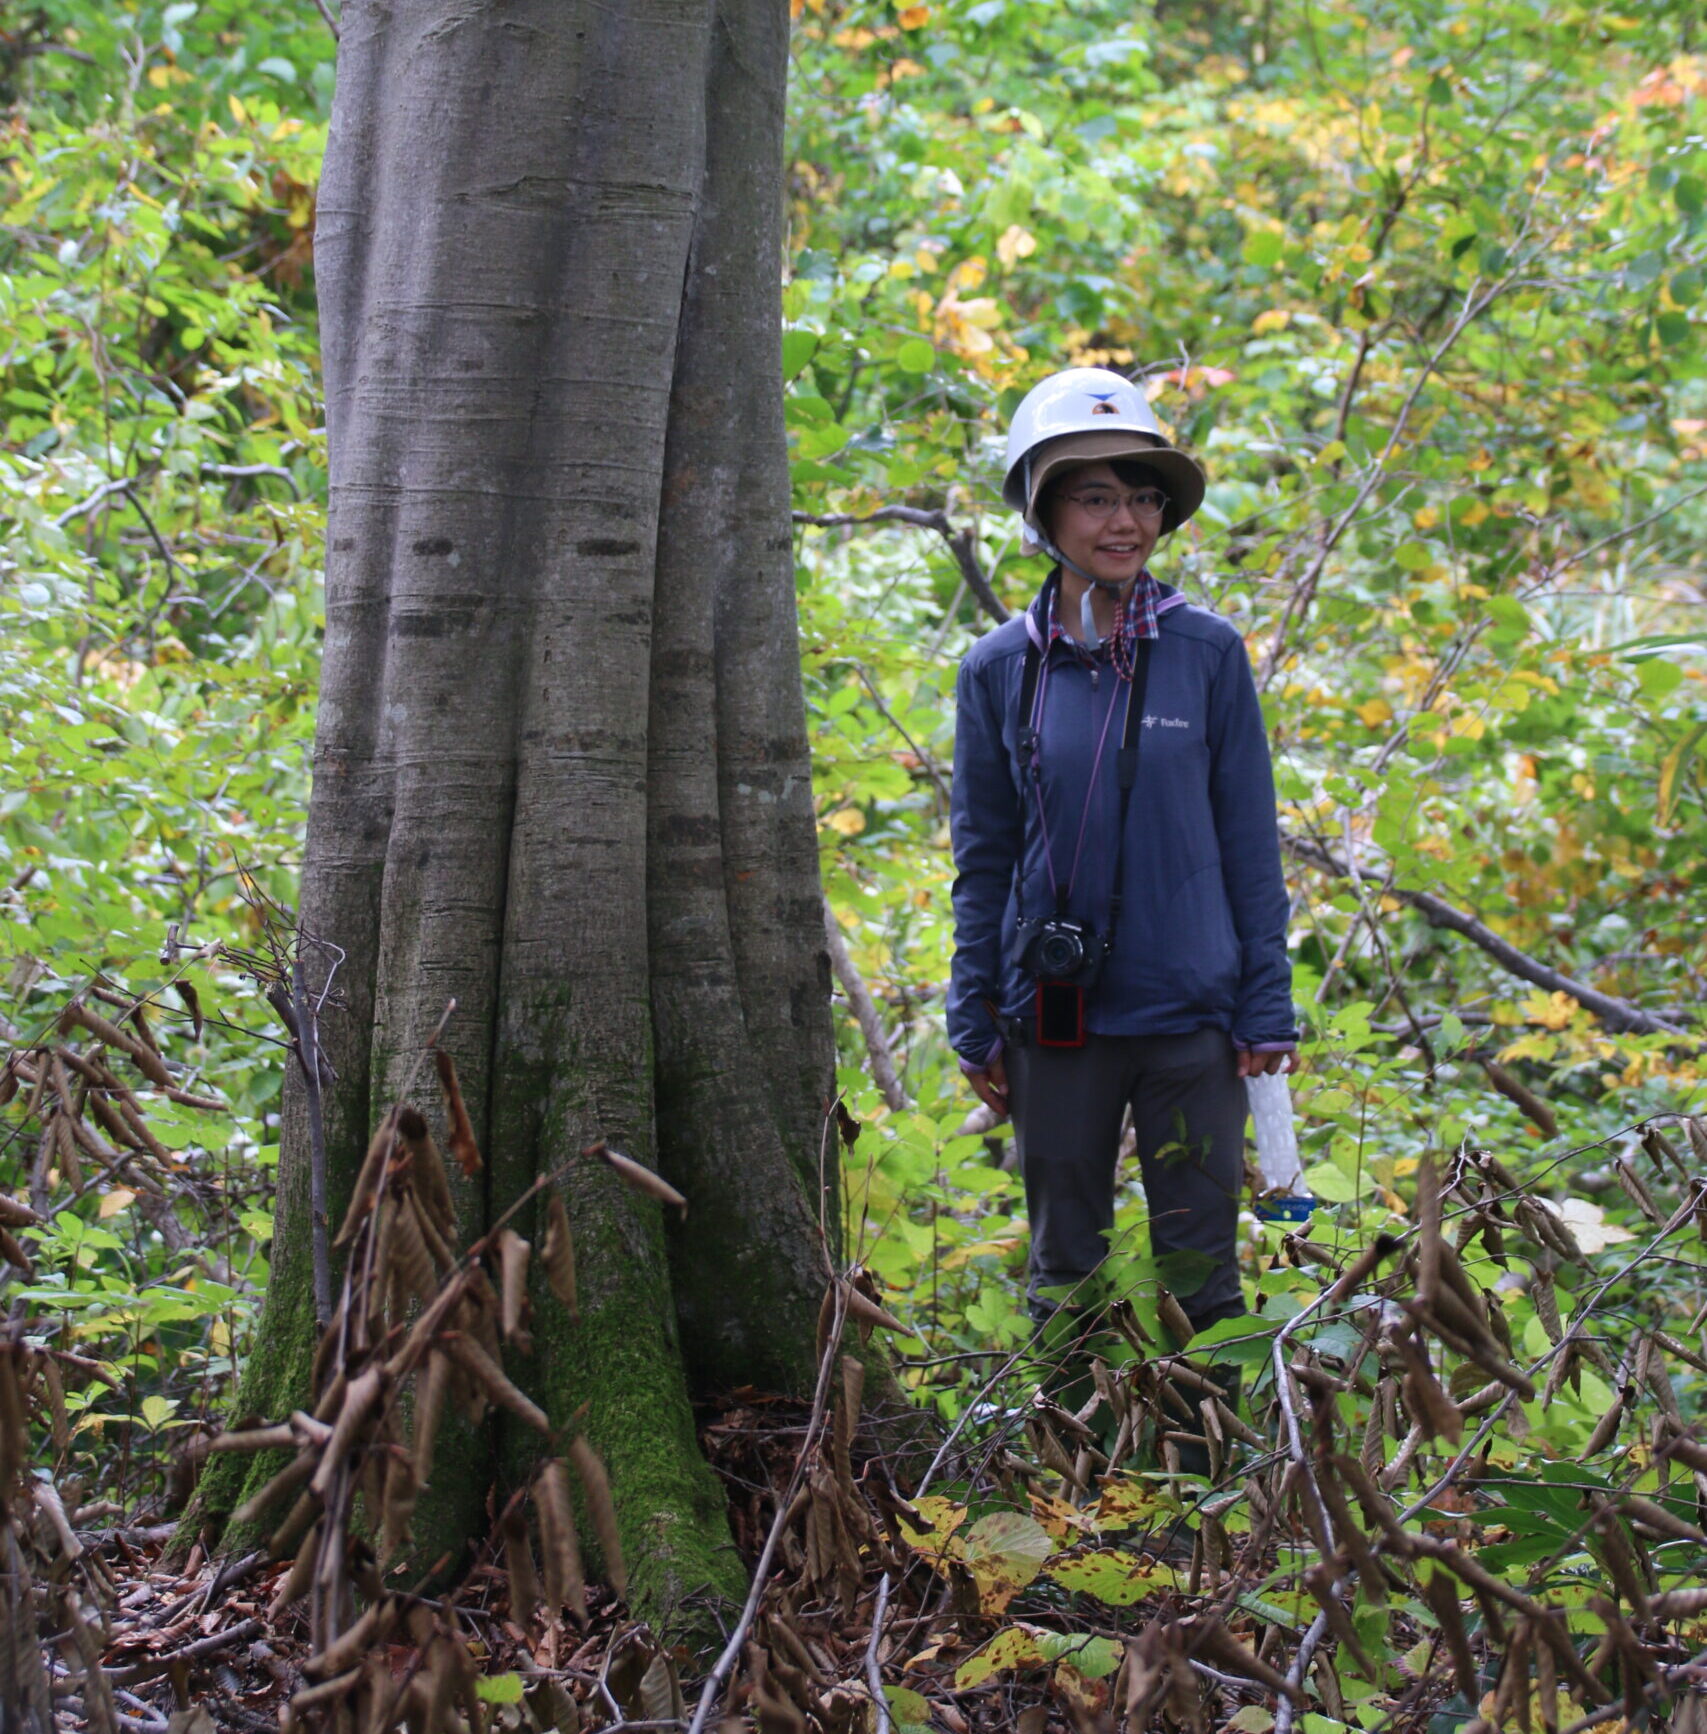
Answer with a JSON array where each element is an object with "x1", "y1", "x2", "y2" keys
[{"x1": 1015, "y1": 580, "x2": 1154, "y2": 939}]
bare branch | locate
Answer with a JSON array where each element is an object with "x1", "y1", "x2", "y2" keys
[
  {"x1": 1285, "y1": 832, "x2": 1687, "y2": 1037},
  {"x1": 824, "y1": 897, "x2": 911, "y2": 1114},
  {"x1": 795, "y1": 506, "x2": 1010, "y2": 623}
]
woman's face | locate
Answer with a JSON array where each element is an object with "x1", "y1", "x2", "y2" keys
[{"x1": 1046, "y1": 460, "x2": 1163, "y2": 588}]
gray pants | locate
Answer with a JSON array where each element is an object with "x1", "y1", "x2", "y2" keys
[{"x1": 1007, "y1": 1026, "x2": 1247, "y2": 1329}]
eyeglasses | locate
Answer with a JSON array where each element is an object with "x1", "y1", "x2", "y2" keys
[{"x1": 1061, "y1": 487, "x2": 1168, "y2": 521}]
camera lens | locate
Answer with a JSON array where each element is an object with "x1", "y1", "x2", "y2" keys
[{"x1": 1038, "y1": 928, "x2": 1083, "y2": 977}]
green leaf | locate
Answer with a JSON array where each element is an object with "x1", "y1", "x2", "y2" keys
[
  {"x1": 1302, "y1": 1160, "x2": 1361, "y2": 1203},
  {"x1": 1677, "y1": 176, "x2": 1705, "y2": 216},
  {"x1": 139, "y1": 1394, "x2": 177, "y2": 1431},
  {"x1": 1047, "y1": 1550, "x2": 1178, "y2": 1605},
  {"x1": 1637, "y1": 657, "x2": 1684, "y2": 699},
  {"x1": 782, "y1": 331, "x2": 819, "y2": 379},
  {"x1": 1242, "y1": 230, "x2": 1284, "y2": 268},
  {"x1": 1657, "y1": 311, "x2": 1692, "y2": 347},
  {"x1": 1658, "y1": 720, "x2": 1707, "y2": 825},
  {"x1": 895, "y1": 337, "x2": 936, "y2": 374},
  {"x1": 475, "y1": 1675, "x2": 525, "y2": 1704}
]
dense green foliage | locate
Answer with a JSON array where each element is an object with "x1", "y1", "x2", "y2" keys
[{"x1": 4, "y1": 9, "x2": 1707, "y2": 1712}]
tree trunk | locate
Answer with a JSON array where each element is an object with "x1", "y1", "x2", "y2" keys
[{"x1": 197, "y1": 0, "x2": 838, "y2": 1630}]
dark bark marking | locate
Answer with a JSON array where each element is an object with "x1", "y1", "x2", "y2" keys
[
  {"x1": 413, "y1": 536, "x2": 456, "y2": 555},
  {"x1": 577, "y1": 538, "x2": 640, "y2": 556}
]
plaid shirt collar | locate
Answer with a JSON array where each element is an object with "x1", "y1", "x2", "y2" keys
[{"x1": 1045, "y1": 569, "x2": 1162, "y2": 676}]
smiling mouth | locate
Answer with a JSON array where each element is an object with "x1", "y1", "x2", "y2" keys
[{"x1": 1098, "y1": 544, "x2": 1141, "y2": 555}]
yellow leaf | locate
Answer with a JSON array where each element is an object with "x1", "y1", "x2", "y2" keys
[
  {"x1": 1658, "y1": 720, "x2": 1707, "y2": 825},
  {"x1": 897, "y1": 3, "x2": 931, "y2": 24},
  {"x1": 826, "y1": 808, "x2": 865, "y2": 836},
  {"x1": 956, "y1": 1624, "x2": 1050, "y2": 1689},
  {"x1": 1251, "y1": 308, "x2": 1291, "y2": 334},
  {"x1": 1356, "y1": 698, "x2": 1393, "y2": 727},
  {"x1": 1047, "y1": 1550, "x2": 1180, "y2": 1605},
  {"x1": 99, "y1": 1187, "x2": 136, "y2": 1219},
  {"x1": 939, "y1": 1236, "x2": 1022, "y2": 1271},
  {"x1": 962, "y1": 1510, "x2": 1053, "y2": 1614},
  {"x1": 996, "y1": 224, "x2": 1037, "y2": 267}
]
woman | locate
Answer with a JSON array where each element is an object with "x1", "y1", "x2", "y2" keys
[{"x1": 948, "y1": 366, "x2": 1296, "y2": 1343}]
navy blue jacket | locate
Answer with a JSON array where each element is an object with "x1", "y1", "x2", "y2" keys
[{"x1": 948, "y1": 577, "x2": 1297, "y2": 1066}]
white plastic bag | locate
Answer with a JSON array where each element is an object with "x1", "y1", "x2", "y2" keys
[{"x1": 1247, "y1": 1069, "x2": 1311, "y2": 1219}]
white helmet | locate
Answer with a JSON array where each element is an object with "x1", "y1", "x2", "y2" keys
[{"x1": 1002, "y1": 366, "x2": 1206, "y2": 536}]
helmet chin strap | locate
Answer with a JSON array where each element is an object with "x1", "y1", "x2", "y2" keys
[{"x1": 1032, "y1": 526, "x2": 1135, "y2": 653}]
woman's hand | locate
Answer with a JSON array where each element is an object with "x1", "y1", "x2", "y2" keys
[
  {"x1": 966, "y1": 1053, "x2": 1010, "y2": 1121},
  {"x1": 1236, "y1": 1047, "x2": 1297, "y2": 1078}
]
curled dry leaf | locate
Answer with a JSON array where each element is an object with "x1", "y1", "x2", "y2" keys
[
  {"x1": 500, "y1": 1502, "x2": 540, "y2": 1628},
  {"x1": 839, "y1": 1281, "x2": 914, "y2": 1339},
  {"x1": 541, "y1": 1189, "x2": 578, "y2": 1319},
  {"x1": 397, "y1": 1105, "x2": 457, "y2": 1233},
  {"x1": 310, "y1": 1366, "x2": 385, "y2": 1498},
  {"x1": 568, "y1": 1434, "x2": 627, "y2": 1600},
  {"x1": 443, "y1": 1335, "x2": 552, "y2": 1435},
  {"x1": 60, "y1": 1001, "x2": 172, "y2": 1089},
  {"x1": 498, "y1": 1228, "x2": 532, "y2": 1345},
  {"x1": 535, "y1": 1457, "x2": 587, "y2": 1624},
  {"x1": 177, "y1": 980, "x2": 204, "y2": 1041},
  {"x1": 588, "y1": 1139, "x2": 687, "y2": 1217},
  {"x1": 433, "y1": 1048, "x2": 483, "y2": 1177},
  {"x1": 335, "y1": 1109, "x2": 399, "y2": 1248}
]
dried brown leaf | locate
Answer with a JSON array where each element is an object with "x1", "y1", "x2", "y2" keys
[
  {"x1": 397, "y1": 1104, "x2": 456, "y2": 1234},
  {"x1": 61, "y1": 1001, "x2": 171, "y2": 1088},
  {"x1": 501, "y1": 1503, "x2": 540, "y2": 1628},
  {"x1": 379, "y1": 1450, "x2": 418, "y2": 1566},
  {"x1": 336, "y1": 1110, "x2": 400, "y2": 1248},
  {"x1": 433, "y1": 1048, "x2": 482, "y2": 1177},
  {"x1": 838, "y1": 1282, "x2": 913, "y2": 1338},
  {"x1": 589, "y1": 1139, "x2": 687, "y2": 1216},
  {"x1": 413, "y1": 1347, "x2": 452, "y2": 1485},
  {"x1": 310, "y1": 1366, "x2": 385, "y2": 1498},
  {"x1": 568, "y1": 1434, "x2": 626, "y2": 1599},
  {"x1": 268, "y1": 1519, "x2": 323, "y2": 1617},
  {"x1": 0, "y1": 1194, "x2": 40, "y2": 1228},
  {"x1": 498, "y1": 1228, "x2": 532, "y2": 1346},
  {"x1": 443, "y1": 1333, "x2": 551, "y2": 1434},
  {"x1": 0, "y1": 1226, "x2": 34, "y2": 1277},
  {"x1": 233, "y1": 1452, "x2": 316, "y2": 1530},
  {"x1": 535, "y1": 1458, "x2": 587, "y2": 1624},
  {"x1": 541, "y1": 1190, "x2": 579, "y2": 1320},
  {"x1": 306, "y1": 1597, "x2": 394, "y2": 1680},
  {"x1": 177, "y1": 981, "x2": 204, "y2": 1041}
]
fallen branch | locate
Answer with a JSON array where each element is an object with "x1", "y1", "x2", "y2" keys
[
  {"x1": 794, "y1": 506, "x2": 1010, "y2": 624},
  {"x1": 103, "y1": 1617, "x2": 263, "y2": 1686},
  {"x1": 1284, "y1": 833, "x2": 1685, "y2": 1037},
  {"x1": 824, "y1": 898, "x2": 911, "y2": 1114}
]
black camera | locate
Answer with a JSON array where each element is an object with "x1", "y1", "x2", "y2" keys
[{"x1": 1014, "y1": 916, "x2": 1105, "y2": 987}]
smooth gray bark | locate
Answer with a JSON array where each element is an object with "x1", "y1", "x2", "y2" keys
[{"x1": 227, "y1": 0, "x2": 837, "y2": 1624}]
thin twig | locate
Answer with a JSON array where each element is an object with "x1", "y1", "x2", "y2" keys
[
  {"x1": 683, "y1": 1282, "x2": 853, "y2": 1734},
  {"x1": 294, "y1": 953, "x2": 332, "y2": 1330},
  {"x1": 866, "y1": 1573, "x2": 895, "y2": 1734}
]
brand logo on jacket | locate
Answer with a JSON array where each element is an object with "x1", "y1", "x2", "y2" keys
[{"x1": 1143, "y1": 714, "x2": 1191, "y2": 729}]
